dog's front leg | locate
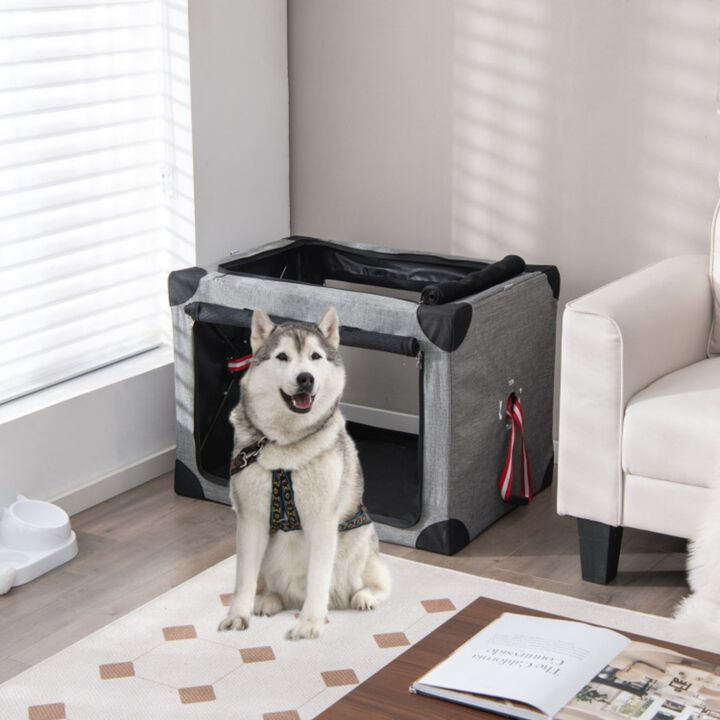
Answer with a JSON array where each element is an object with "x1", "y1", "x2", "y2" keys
[
  {"x1": 219, "y1": 515, "x2": 268, "y2": 631},
  {"x1": 287, "y1": 519, "x2": 337, "y2": 640}
]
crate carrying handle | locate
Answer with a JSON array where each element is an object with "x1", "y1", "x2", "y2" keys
[
  {"x1": 420, "y1": 254, "x2": 526, "y2": 305},
  {"x1": 498, "y1": 392, "x2": 533, "y2": 505}
]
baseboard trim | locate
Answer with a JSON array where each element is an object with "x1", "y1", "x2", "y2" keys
[
  {"x1": 49, "y1": 446, "x2": 176, "y2": 517},
  {"x1": 340, "y1": 402, "x2": 419, "y2": 434}
]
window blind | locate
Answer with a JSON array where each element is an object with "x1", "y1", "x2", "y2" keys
[{"x1": 0, "y1": 0, "x2": 196, "y2": 404}]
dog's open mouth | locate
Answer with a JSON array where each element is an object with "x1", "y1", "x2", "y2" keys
[{"x1": 280, "y1": 390, "x2": 315, "y2": 414}]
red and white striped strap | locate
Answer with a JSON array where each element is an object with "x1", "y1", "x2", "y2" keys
[
  {"x1": 227, "y1": 354, "x2": 252, "y2": 374},
  {"x1": 498, "y1": 393, "x2": 533, "y2": 505}
]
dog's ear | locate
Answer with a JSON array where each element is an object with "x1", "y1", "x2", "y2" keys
[
  {"x1": 250, "y1": 308, "x2": 275, "y2": 353},
  {"x1": 318, "y1": 307, "x2": 340, "y2": 349}
]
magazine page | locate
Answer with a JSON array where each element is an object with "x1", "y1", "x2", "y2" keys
[
  {"x1": 415, "y1": 613, "x2": 630, "y2": 718},
  {"x1": 558, "y1": 641, "x2": 720, "y2": 720}
]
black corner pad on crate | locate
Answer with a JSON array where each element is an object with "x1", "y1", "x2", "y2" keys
[
  {"x1": 174, "y1": 459, "x2": 205, "y2": 500},
  {"x1": 415, "y1": 519, "x2": 470, "y2": 555},
  {"x1": 168, "y1": 267, "x2": 208, "y2": 306},
  {"x1": 528, "y1": 265, "x2": 561, "y2": 300},
  {"x1": 416, "y1": 302, "x2": 472, "y2": 352}
]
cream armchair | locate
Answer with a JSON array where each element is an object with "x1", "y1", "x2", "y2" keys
[{"x1": 557, "y1": 252, "x2": 719, "y2": 584}]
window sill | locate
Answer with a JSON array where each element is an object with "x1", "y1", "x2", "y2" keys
[{"x1": 0, "y1": 345, "x2": 175, "y2": 425}]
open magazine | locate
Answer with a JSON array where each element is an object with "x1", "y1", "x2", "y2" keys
[{"x1": 411, "y1": 613, "x2": 720, "y2": 720}]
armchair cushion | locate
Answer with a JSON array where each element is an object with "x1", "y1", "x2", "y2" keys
[{"x1": 622, "y1": 357, "x2": 720, "y2": 489}]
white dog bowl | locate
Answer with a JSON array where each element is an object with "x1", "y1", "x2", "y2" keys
[{"x1": 0, "y1": 495, "x2": 78, "y2": 587}]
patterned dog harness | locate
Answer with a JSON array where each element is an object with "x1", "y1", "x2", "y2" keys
[
  {"x1": 270, "y1": 470, "x2": 372, "y2": 534},
  {"x1": 230, "y1": 440, "x2": 372, "y2": 534}
]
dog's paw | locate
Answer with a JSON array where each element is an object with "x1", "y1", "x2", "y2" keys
[
  {"x1": 218, "y1": 614, "x2": 250, "y2": 632},
  {"x1": 351, "y1": 588, "x2": 377, "y2": 611},
  {"x1": 254, "y1": 593, "x2": 283, "y2": 617},
  {"x1": 286, "y1": 618, "x2": 322, "y2": 641}
]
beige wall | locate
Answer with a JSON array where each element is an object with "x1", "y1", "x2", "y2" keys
[
  {"x1": 190, "y1": 0, "x2": 289, "y2": 266},
  {"x1": 289, "y1": 0, "x2": 720, "y2": 431},
  {"x1": 289, "y1": 0, "x2": 720, "y2": 305}
]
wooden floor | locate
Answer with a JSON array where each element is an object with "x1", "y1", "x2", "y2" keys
[{"x1": 0, "y1": 471, "x2": 689, "y2": 683}]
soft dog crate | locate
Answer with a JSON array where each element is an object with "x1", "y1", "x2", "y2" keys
[{"x1": 169, "y1": 236, "x2": 559, "y2": 555}]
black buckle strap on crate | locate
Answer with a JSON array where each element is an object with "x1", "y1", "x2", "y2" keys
[
  {"x1": 420, "y1": 255, "x2": 526, "y2": 305},
  {"x1": 498, "y1": 393, "x2": 533, "y2": 506}
]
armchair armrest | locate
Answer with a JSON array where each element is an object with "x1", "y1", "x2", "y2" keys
[{"x1": 557, "y1": 255, "x2": 712, "y2": 526}]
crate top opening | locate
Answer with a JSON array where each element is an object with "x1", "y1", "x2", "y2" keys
[{"x1": 218, "y1": 236, "x2": 557, "y2": 305}]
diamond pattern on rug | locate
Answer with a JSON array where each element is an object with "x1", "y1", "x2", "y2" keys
[
  {"x1": 240, "y1": 646, "x2": 275, "y2": 663},
  {"x1": 220, "y1": 593, "x2": 232, "y2": 607},
  {"x1": 27, "y1": 703, "x2": 65, "y2": 720},
  {"x1": 421, "y1": 598, "x2": 456, "y2": 613},
  {"x1": 5, "y1": 555, "x2": 652, "y2": 720},
  {"x1": 320, "y1": 669, "x2": 359, "y2": 687},
  {"x1": 99, "y1": 662, "x2": 135, "y2": 679},
  {"x1": 178, "y1": 685, "x2": 216, "y2": 704},
  {"x1": 135, "y1": 638, "x2": 241, "y2": 689},
  {"x1": 162, "y1": 624, "x2": 197, "y2": 641},
  {"x1": 373, "y1": 632, "x2": 410, "y2": 648}
]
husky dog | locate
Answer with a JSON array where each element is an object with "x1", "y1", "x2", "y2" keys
[
  {"x1": 218, "y1": 307, "x2": 390, "y2": 640},
  {"x1": 673, "y1": 486, "x2": 720, "y2": 650}
]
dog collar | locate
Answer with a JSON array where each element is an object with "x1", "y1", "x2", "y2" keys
[{"x1": 229, "y1": 436, "x2": 268, "y2": 475}]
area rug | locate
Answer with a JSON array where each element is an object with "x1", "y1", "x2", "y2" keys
[{"x1": 0, "y1": 554, "x2": 681, "y2": 720}]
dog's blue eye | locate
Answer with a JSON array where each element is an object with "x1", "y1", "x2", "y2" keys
[
  {"x1": 311, "y1": 352, "x2": 322, "y2": 360},
  {"x1": 276, "y1": 352, "x2": 288, "y2": 361}
]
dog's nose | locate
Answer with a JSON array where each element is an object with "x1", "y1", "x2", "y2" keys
[{"x1": 296, "y1": 372, "x2": 314, "y2": 391}]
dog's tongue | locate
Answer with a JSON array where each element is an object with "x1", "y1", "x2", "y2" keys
[{"x1": 292, "y1": 393, "x2": 313, "y2": 410}]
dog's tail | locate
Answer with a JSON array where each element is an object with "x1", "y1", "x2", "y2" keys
[{"x1": 672, "y1": 591, "x2": 720, "y2": 651}]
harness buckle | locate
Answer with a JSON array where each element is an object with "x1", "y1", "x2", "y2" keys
[
  {"x1": 242, "y1": 437, "x2": 267, "y2": 466},
  {"x1": 231, "y1": 436, "x2": 267, "y2": 474}
]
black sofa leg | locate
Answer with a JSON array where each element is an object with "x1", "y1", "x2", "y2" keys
[{"x1": 577, "y1": 519, "x2": 623, "y2": 584}]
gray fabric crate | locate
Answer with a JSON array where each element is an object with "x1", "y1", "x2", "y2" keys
[{"x1": 169, "y1": 236, "x2": 559, "y2": 554}]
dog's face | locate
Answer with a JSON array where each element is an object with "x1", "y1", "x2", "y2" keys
[{"x1": 240, "y1": 308, "x2": 346, "y2": 439}]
